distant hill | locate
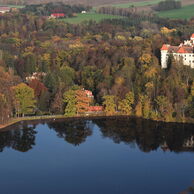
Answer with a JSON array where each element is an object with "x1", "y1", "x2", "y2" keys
[
  {"x1": 0, "y1": 0, "x2": 155, "y2": 6},
  {"x1": 1, "y1": 0, "x2": 194, "y2": 8}
]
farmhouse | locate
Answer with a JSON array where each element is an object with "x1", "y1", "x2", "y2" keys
[
  {"x1": 161, "y1": 34, "x2": 194, "y2": 69},
  {"x1": 88, "y1": 106, "x2": 103, "y2": 112},
  {"x1": 0, "y1": 6, "x2": 10, "y2": 14},
  {"x1": 26, "y1": 72, "x2": 46, "y2": 82},
  {"x1": 84, "y1": 89, "x2": 93, "y2": 98},
  {"x1": 50, "y1": 13, "x2": 65, "y2": 19}
]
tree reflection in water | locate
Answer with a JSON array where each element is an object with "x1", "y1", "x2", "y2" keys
[
  {"x1": 48, "y1": 120, "x2": 92, "y2": 146},
  {"x1": 93, "y1": 117, "x2": 194, "y2": 153},
  {"x1": 0, "y1": 117, "x2": 194, "y2": 153},
  {"x1": 181, "y1": 180, "x2": 194, "y2": 194},
  {"x1": 0, "y1": 124, "x2": 37, "y2": 152}
]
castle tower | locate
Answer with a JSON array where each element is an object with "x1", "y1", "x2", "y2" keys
[
  {"x1": 190, "y1": 34, "x2": 194, "y2": 44},
  {"x1": 161, "y1": 44, "x2": 169, "y2": 69}
]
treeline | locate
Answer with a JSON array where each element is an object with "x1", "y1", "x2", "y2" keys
[
  {"x1": 97, "y1": 6, "x2": 153, "y2": 17},
  {"x1": 21, "y1": 2, "x2": 91, "y2": 16},
  {"x1": 98, "y1": 6, "x2": 135, "y2": 17},
  {"x1": 0, "y1": 11, "x2": 194, "y2": 124},
  {"x1": 153, "y1": 0, "x2": 182, "y2": 11}
]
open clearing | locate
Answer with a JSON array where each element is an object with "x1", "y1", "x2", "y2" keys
[
  {"x1": 111, "y1": 0, "x2": 161, "y2": 8},
  {"x1": 104, "y1": 0, "x2": 193, "y2": 8},
  {"x1": 158, "y1": 4, "x2": 194, "y2": 19},
  {"x1": 62, "y1": 12, "x2": 124, "y2": 24},
  {"x1": 0, "y1": 4, "x2": 24, "y2": 8}
]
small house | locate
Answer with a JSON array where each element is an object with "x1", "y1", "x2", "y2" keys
[
  {"x1": 50, "y1": 13, "x2": 65, "y2": 19},
  {"x1": 84, "y1": 90, "x2": 94, "y2": 98},
  {"x1": 0, "y1": 7, "x2": 10, "y2": 14},
  {"x1": 88, "y1": 106, "x2": 103, "y2": 112}
]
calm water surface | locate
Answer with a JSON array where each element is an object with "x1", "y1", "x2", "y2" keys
[{"x1": 0, "y1": 117, "x2": 194, "y2": 194}]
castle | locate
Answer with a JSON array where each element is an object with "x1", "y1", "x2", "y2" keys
[{"x1": 161, "y1": 34, "x2": 194, "y2": 69}]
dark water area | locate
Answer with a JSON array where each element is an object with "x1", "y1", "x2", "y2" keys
[{"x1": 0, "y1": 117, "x2": 194, "y2": 194}]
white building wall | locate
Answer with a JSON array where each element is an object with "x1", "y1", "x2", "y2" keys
[
  {"x1": 161, "y1": 52, "x2": 194, "y2": 69},
  {"x1": 161, "y1": 36, "x2": 194, "y2": 69},
  {"x1": 161, "y1": 50, "x2": 168, "y2": 69}
]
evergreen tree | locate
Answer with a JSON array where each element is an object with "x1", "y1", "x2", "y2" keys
[{"x1": 63, "y1": 89, "x2": 77, "y2": 116}]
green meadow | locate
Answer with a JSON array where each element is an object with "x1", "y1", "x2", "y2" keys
[
  {"x1": 0, "y1": 4, "x2": 24, "y2": 8},
  {"x1": 111, "y1": 0, "x2": 161, "y2": 8},
  {"x1": 62, "y1": 12, "x2": 124, "y2": 24},
  {"x1": 158, "y1": 4, "x2": 194, "y2": 19}
]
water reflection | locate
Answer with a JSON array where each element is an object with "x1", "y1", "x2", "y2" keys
[
  {"x1": 93, "y1": 118, "x2": 194, "y2": 153},
  {"x1": 0, "y1": 124, "x2": 36, "y2": 152},
  {"x1": 0, "y1": 117, "x2": 194, "y2": 153},
  {"x1": 48, "y1": 120, "x2": 92, "y2": 146},
  {"x1": 181, "y1": 181, "x2": 194, "y2": 194}
]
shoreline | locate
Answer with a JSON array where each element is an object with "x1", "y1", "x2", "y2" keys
[
  {"x1": 0, "y1": 114, "x2": 194, "y2": 131},
  {"x1": 0, "y1": 114, "x2": 107, "y2": 130}
]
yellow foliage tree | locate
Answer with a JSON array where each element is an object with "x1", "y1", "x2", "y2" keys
[
  {"x1": 118, "y1": 91, "x2": 134, "y2": 115},
  {"x1": 103, "y1": 95, "x2": 116, "y2": 116},
  {"x1": 12, "y1": 83, "x2": 36, "y2": 117}
]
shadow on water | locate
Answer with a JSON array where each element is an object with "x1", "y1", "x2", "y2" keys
[
  {"x1": 0, "y1": 124, "x2": 37, "y2": 152},
  {"x1": 93, "y1": 117, "x2": 194, "y2": 153},
  {"x1": 48, "y1": 120, "x2": 93, "y2": 145},
  {"x1": 0, "y1": 117, "x2": 194, "y2": 153}
]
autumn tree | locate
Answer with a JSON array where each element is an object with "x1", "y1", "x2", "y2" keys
[
  {"x1": 59, "y1": 66, "x2": 75, "y2": 88},
  {"x1": 118, "y1": 91, "x2": 134, "y2": 115},
  {"x1": 76, "y1": 89, "x2": 92, "y2": 114},
  {"x1": 0, "y1": 93, "x2": 9, "y2": 124},
  {"x1": 63, "y1": 89, "x2": 77, "y2": 116},
  {"x1": 155, "y1": 95, "x2": 173, "y2": 122},
  {"x1": 51, "y1": 87, "x2": 64, "y2": 114},
  {"x1": 28, "y1": 79, "x2": 48, "y2": 98},
  {"x1": 103, "y1": 95, "x2": 116, "y2": 115},
  {"x1": 12, "y1": 83, "x2": 36, "y2": 117}
]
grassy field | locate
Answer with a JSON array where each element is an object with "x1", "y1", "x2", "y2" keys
[
  {"x1": 0, "y1": 4, "x2": 24, "y2": 8},
  {"x1": 62, "y1": 12, "x2": 124, "y2": 24},
  {"x1": 157, "y1": 4, "x2": 194, "y2": 19},
  {"x1": 111, "y1": 0, "x2": 161, "y2": 8}
]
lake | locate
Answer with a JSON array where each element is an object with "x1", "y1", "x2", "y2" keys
[{"x1": 0, "y1": 117, "x2": 194, "y2": 194}]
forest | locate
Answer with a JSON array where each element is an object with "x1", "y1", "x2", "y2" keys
[
  {"x1": 0, "y1": 3, "x2": 194, "y2": 126},
  {"x1": 153, "y1": 0, "x2": 182, "y2": 11},
  {"x1": 21, "y1": 3, "x2": 91, "y2": 17}
]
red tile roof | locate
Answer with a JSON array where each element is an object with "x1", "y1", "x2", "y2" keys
[
  {"x1": 51, "y1": 13, "x2": 65, "y2": 17},
  {"x1": 191, "y1": 33, "x2": 194, "y2": 39},
  {"x1": 177, "y1": 46, "x2": 193, "y2": 54},
  {"x1": 161, "y1": 44, "x2": 169, "y2": 50},
  {"x1": 177, "y1": 47, "x2": 185, "y2": 53},
  {"x1": 84, "y1": 90, "x2": 93, "y2": 97},
  {"x1": 0, "y1": 7, "x2": 10, "y2": 10},
  {"x1": 168, "y1": 46, "x2": 179, "y2": 53},
  {"x1": 88, "y1": 106, "x2": 103, "y2": 112}
]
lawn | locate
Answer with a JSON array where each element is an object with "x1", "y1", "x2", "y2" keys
[
  {"x1": 111, "y1": 0, "x2": 161, "y2": 8},
  {"x1": 157, "y1": 4, "x2": 194, "y2": 19},
  {"x1": 62, "y1": 12, "x2": 124, "y2": 24}
]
